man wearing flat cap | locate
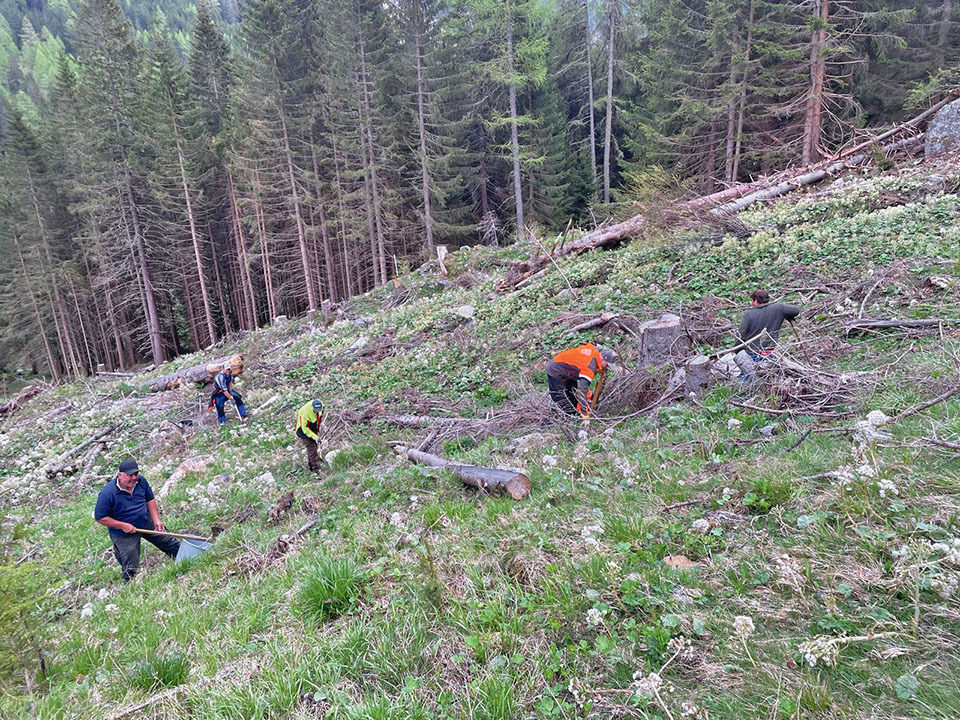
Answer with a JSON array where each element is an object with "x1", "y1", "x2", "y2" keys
[{"x1": 94, "y1": 459, "x2": 179, "y2": 582}]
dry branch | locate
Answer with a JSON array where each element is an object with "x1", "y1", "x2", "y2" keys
[
  {"x1": 843, "y1": 318, "x2": 960, "y2": 335},
  {"x1": 146, "y1": 354, "x2": 244, "y2": 392},
  {"x1": 46, "y1": 423, "x2": 121, "y2": 478},
  {"x1": 0, "y1": 384, "x2": 47, "y2": 417},
  {"x1": 396, "y1": 446, "x2": 531, "y2": 500},
  {"x1": 892, "y1": 384, "x2": 960, "y2": 423}
]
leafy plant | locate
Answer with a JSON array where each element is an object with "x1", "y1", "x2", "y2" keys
[{"x1": 742, "y1": 478, "x2": 794, "y2": 515}]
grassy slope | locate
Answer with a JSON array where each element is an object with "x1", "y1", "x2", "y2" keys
[{"x1": 2, "y1": 160, "x2": 960, "y2": 720}]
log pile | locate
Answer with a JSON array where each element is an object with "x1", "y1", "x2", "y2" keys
[{"x1": 147, "y1": 354, "x2": 244, "y2": 393}]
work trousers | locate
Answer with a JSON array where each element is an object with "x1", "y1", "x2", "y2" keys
[
  {"x1": 547, "y1": 375, "x2": 580, "y2": 416},
  {"x1": 214, "y1": 390, "x2": 248, "y2": 424},
  {"x1": 298, "y1": 432, "x2": 321, "y2": 472},
  {"x1": 112, "y1": 531, "x2": 180, "y2": 582}
]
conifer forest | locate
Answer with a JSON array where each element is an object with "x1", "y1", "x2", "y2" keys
[{"x1": 0, "y1": 0, "x2": 958, "y2": 377}]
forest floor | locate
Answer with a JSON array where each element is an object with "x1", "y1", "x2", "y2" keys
[{"x1": 2, "y1": 155, "x2": 960, "y2": 720}]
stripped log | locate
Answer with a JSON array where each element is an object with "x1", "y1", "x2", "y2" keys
[
  {"x1": 500, "y1": 215, "x2": 647, "y2": 289},
  {"x1": 147, "y1": 354, "x2": 244, "y2": 393},
  {"x1": 843, "y1": 318, "x2": 960, "y2": 336},
  {"x1": 396, "y1": 446, "x2": 531, "y2": 500}
]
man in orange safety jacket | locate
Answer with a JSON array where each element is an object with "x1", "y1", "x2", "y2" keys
[{"x1": 546, "y1": 343, "x2": 618, "y2": 417}]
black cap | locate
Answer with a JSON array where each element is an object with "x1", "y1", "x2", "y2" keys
[{"x1": 118, "y1": 459, "x2": 139, "y2": 475}]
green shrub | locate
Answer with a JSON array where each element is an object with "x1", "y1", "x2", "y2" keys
[
  {"x1": 129, "y1": 652, "x2": 189, "y2": 691},
  {"x1": 742, "y1": 477, "x2": 794, "y2": 514},
  {"x1": 298, "y1": 557, "x2": 363, "y2": 622}
]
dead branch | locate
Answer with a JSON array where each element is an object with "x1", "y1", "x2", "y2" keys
[
  {"x1": 891, "y1": 384, "x2": 960, "y2": 423},
  {"x1": 46, "y1": 423, "x2": 121, "y2": 478},
  {"x1": 395, "y1": 446, "x2": 531, "y2": 500},
  {"x1": 0, "y1": 384, "x2": 48, "y2": 417},
  {"x1": 843, "y1": 318, "x2": 960, "y2": 336}
]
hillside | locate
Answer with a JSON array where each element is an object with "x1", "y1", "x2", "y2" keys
[{"x1": 1, "y1": 155, "x2": 960, "y2": 719}]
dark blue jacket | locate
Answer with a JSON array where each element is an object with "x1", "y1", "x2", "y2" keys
[{"x1": 94, "y1": 476, "x2": 155, "y2": 540}]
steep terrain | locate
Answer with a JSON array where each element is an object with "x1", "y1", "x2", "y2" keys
[{"x1": 2, "y1": 156, "x2": 960, "y2": 719}]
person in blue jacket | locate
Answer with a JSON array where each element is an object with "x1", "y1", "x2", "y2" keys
[{"x1": 210, "y1": 362, "x2": 248, "y2": 425}]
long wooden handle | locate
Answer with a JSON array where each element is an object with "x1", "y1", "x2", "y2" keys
[{"x1": 134, "y1": 527, "x2": 212, "y2": 542}]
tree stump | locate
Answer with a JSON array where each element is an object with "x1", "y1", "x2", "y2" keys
[
  {"x1": 684, "y1": 355, "x2": 712, "y2": 397},
  {"x1": 636, "y1": 313, "x2": 690, "y2": 368}
]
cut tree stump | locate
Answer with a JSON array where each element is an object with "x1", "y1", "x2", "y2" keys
[
  {"x1": 396, "y1": 446, "x2": 531, "y2": 500},
  {"x1": 636, "y1": 313, "x2": 689, "y2": 368},
  {"x1": 684, "y1": 355, "x2": 713, "y2": 397},
  {"x1": 147, "y1": 354, "x2": 244, "y2": 393}
]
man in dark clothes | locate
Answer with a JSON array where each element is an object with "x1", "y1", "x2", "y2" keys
[
  {"x1": 739, "y1": 290, "x2": 801, "y2": 354},
  {"x1": 546, "y1": 343, "x2": 618, "y2": 417},
  {"x1": 736, "y1": 290, "x2": 801, "y2": 378},
  {"x1": 94, "y1": 459, "x2": 179, "y2": 582}
]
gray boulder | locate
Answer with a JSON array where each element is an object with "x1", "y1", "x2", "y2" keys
[{"x1": 925, "y1": 98, "x2": 960, "y2": 156}]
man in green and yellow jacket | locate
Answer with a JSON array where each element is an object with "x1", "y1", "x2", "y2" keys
[{"x1": 295, "y1": 399, "x2": 325, "y2": 472}]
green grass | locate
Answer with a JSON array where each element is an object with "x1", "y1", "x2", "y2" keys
[{"x1": 1, "y1": 162, "x2": 960, "y2": 719}]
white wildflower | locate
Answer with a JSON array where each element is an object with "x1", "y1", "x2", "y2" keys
[
  {"x1": 586, "y1": 607, "x2": 605, "y2": 626},
  {"x1": 733, "y1": 615, "x2": 755, "y2": 638},
  {"x1": 856, "y1": 463, "x2": 877, "y2": 479},
  {"x1": 876, "y1": 478, "x2": 898, "y2": 498},
  {"x1": 798, "y1": 635, "x2": 840, "y2": 667},
  {"x1": 932, "y1": 572, "x2": 960, "y2": 599},
  {"x1": 103, "y1": 604, "x2": 118, "y2": 615},
  {"x1": 726, "y1": 418, "x2": 742, "y2": 430},
  {"x1": 865, "y1": 410, "x2": 890, "y2": 427},
  {"x1": 690, "y1": 518, "x2": 710, "y2": 534},
  {"x1": 389, "y1": 512, "x2": 404, "y2": 527},
  {"x1": 632, "y1": 671, "x2": 663, "y2": 696},
  {"x1": 541, "y1": 455, "x2": 558, "y2": 468},
  {"x1": 935, "y1": 538, "x2": 960, "y2": 566},
  {"x1": 681, "y1": 701, "x2": 701, "y2": 718},
  {"x1": 97, "y1": 588, "x2": 110, "y2": 601},
  {"x1": 80, "y1": 603, "x2": 93, "y2": 619},
  {"x1": 580, "y1": 524, "x2": 603, "y2": 549}
]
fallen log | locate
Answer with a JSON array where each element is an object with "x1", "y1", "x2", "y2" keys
[
  {"x1": 500, "y1": 215, "x2": 647, "y2": 289},
  {"x1": 395, "y1": 446, "x2": 531, "y2": 500},
  {"x1": 147, "y1": 354, "x2": 244, "y2": 393},
  {"x1": 843, "y1": 318, "x2": 960, "y2": 336},
  {"x1": 0, "y1": 384, "x2": 47, "y2": 417},
  {"x1": 46, "y1": 423, "x2": 121, "y2": 478}
]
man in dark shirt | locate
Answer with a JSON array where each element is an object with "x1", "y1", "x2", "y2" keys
[
  {"x1": 738, "y1": 290, "x2": 801, "y2": 355},
  {"x1": 94, "y1": 459, "x2": 179, "y2": 582}
]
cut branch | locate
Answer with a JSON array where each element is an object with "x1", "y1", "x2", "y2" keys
[{"x1": 843, "y1": 318, "x2": 960, "y2": 336}]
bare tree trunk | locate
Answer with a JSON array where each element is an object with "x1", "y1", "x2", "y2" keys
[
  {"x1": 13, "y1": 231, "x2": 58, "y2": 381},
  {"x1": 584, "y1": 0, "x2": 597, "y2": 187},
  {"x1": 25, "y1": 168, "x2": 80, "y2": 377},
  {"x1": 179, "y1": 259, "x2": 201, "y2": 350},
  {"x1": 251, "y1": 168, "x2": 278, "y2": 321},
  {"x1": 280, "y1": 109, "x2": 317, "y2": 311},
  {"x1": 174, "y1": 133, "x2": 217, "y2": 345},
  {"x1": 705, "y1": 116, "x2": 718, "y2": 193},
  {"x1": 227, "y1": 171, "x2": 258, "y2": 329},
  {"x1": 210, "y1": 236, "x2": 233, "y2": 334},
  {"x1": 603, "y1": 4, "x2": 616, "y2": 203},
  {"x1": 732, "y1": 0, "x2": 755, "y2": 182},
  {"x1": 69, "y1": 280, "x2": 95, "y2": 373},
  {"x1": 330, "y1": 130, "x2": 355, "y2": 298},
  {"x1": 356, "y1": 11, "x2": 389, "y2": 285},
  {"x1": 937, "y1": 0, "x2": 952, "y2": 66},
  {"x1": 310, "y1": 141, "x2": 339, "y2": 303},
  {"x1": 105, "y1": 287, "x2": 126, "y2": 371},
  {"x1": 414, "y1": 5, "x2": 435, "y2": 253},
  {"x1": 802, "y1": 0, "x2": 829, "y2": 165},
  {"x1": 82, "y1": 247, "x2": 114, "y2": 370},
  {"x1": 506, "y1": 10, "x2": 525, "y2": 236}
]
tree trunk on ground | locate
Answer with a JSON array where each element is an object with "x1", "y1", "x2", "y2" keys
[
  {"x1": 147, "y1": 354, "x2": 244, "y2": 392},
  {"x1": 396, "y1": 446, "x2": 531, "y2": 500},
  {"x1": 0, "y1": 385, "x2": 46, "y2": 417},
  {"x1": 506, "y1": 10, "x2": 525, "y2": 237},
  {"x1": 603, "y1": 4, "x2": 616, "y2": 203}
]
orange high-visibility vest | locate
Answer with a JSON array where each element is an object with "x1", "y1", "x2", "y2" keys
[{"x1": 552, "y1": 343, "x2": 603, "y2": 382}]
